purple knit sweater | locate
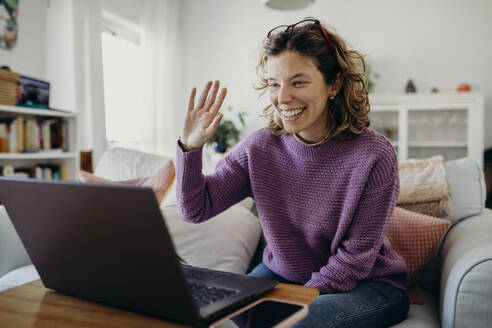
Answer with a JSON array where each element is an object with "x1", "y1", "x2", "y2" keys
[{"x1": 176, "y1": 128, "x2": 408, "y2": 294}]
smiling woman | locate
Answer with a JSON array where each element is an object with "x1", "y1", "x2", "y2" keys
[
  {"x1": 176, "y1": 17, "x2": 409, "y2": 328},
  {"x1": 257, "y1": 19, "x2": 370, "y2": 145},
  {"x1": 265, "y1": 51, "x2": 335, "y2": 143}
]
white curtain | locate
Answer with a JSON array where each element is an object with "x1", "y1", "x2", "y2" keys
[{"x1": 138, "y1": 0, "x2": 181, "y2": 157}]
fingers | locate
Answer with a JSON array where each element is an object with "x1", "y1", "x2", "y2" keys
[
  {"x1": 187, "y1": 87, "x2": 196, "y2": 111},
  {"x1": 206, "y1": 113, "x2": 224, "y2": 135},
  {"x1": 210, "y1": 88, "x2": 227, "y2": 117},
  {"x1": 204, "y1": 81, "x2": 220, "y2": 111},
  {"x1": 197, "y1": 81, "x2": 213, "y2": 109}
]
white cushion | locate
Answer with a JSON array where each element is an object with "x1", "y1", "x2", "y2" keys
[
  {"x1": 97, "y1": 147, "x2": 254, "y2": 210},
  {"x1": 0, "y1": 264, "x2": 39, "y2": 292},
  {"x1": 444, "y1": 158, "x2": 486, "y2": 224},
  {"x1": 95, "y1": 147, "x2": 173, "y2": 181},
  {"x1": 0, "y1": 205, "x2": 31, "y2": 278},
  {"x1": 161, "y1": 204, "x2": 261, "y2": 274}
]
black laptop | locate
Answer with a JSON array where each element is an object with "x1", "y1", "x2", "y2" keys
[{"x1": 0, "y1": 177, "x2": 277, "y2": 327}]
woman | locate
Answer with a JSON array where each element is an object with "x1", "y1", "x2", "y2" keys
[{"x1": 177, "y1": 18, "x2": 409, "y2": 327}]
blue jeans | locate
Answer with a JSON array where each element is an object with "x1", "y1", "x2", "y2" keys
[{"x1": 249, "y1": 263, "x2": 409, "y2": 328}]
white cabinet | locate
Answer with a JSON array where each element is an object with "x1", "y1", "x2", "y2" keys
[
  {"x1": 0, "y1": 104, "x2": 79, "y2": 180},
  {"x1": 369, "y1": 92, "x2": 484, "y2": 168}
]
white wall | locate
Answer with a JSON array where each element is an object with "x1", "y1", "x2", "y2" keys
[
  {"x1": 45, "y1": 0, "x2": 107, "y2": 163},
  {"x1": 178, "y1": 0, "x2": 492, "y2": 149},
  {"x1": 102, "y1": 0, "x2": 141, "y2": 24},
  {"x1": 0, "y1": 0, "x2": 46, "y2": 80},
  {"x1": 45, "y1": 0, "x2": 77, "y2": 112}
]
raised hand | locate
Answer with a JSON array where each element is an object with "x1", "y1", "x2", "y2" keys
[{"x1": 180, "y1": 80, "x2": 227, "y2": 152}]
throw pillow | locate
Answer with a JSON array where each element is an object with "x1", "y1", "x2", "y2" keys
[
  {"x1": 79, "y1": 160, "x2": 175, "y2": 205},
  {"x1": 161, "y1": 204, "x2": 262, "y2": 274},
  {"x1": 399, "y1": 198, "x2": 450, "y2": 218},
  {"x1": 387, "y1": 207, "x2": 451, "y2": 304},
  {"x1": 398, "y1": 155, "x2": 451, "y2": 217}
]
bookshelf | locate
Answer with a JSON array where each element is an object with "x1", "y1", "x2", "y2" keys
[
  {"x1": 0, "y1": 104, "x2": 79, "y2": 180},
  {"x1": 369, "y1": 92, "x2": 484, "y2": 168}
]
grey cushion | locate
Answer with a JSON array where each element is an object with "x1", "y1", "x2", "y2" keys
[
  {"x1": 0, "y1": 206, "x2": 31, "y2": 279},
  {"x1": 417, "y1": 158, "x2": 487, "y2": 294},
  {"x1": 440, "y1": 208, "x2": 492, "y2": 328},
  {"x1": 444, "y1": 158, "x2": 486, "y2": 224},
  {"x1": 392, "y1": 289, "x2": 439, "y2": 327}
]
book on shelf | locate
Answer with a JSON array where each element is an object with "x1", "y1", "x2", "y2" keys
[
  {"x1": 1, "y1": 163, "x2": 68, "y2": 180},
  {"x1": 0, "y1": 122, "x2": 7, "y2": 152},
  {"x1": 0, "y1": 116, "x2": 68, "y2": 154}
]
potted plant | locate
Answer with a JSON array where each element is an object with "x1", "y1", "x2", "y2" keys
[
  {"x1": 366, "y1": 62, "x2": 379, "y2": 93},
  {"x1": 207, "y1": 107, "x2": 246, "y2": 153}
]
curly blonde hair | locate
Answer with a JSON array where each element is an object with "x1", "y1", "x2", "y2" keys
[{"x1": 256, "y1": 18, "x2": 370, "y2": 139}]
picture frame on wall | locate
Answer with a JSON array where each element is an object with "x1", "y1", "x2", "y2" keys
[{"x1": 0, "y1": 0, "x2": 19, "y2": 50}]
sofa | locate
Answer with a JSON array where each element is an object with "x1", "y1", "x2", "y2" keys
[{"x1": 1, "y1": 147, "x2": 491, "y2": 328}]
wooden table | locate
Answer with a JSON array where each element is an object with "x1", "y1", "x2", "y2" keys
[{"x1": 0, "y1": 280, "x2": 319, "y2": 327}]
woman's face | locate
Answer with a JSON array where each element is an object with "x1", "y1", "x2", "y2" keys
[{"x1": 267, "y1": 50, "x2": 337, "y2": 143}]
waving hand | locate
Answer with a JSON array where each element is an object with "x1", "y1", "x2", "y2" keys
[{"x1": 180, "y1": 80, "x2": 227, "y2": 152}]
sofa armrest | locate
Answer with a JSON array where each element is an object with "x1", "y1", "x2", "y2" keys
[
  {"x1": 440, "y1": 208, "x2": 492, "y2": 328},
  {"x1": 0, "y1": 206, "x2": 31, "y2": 278}
]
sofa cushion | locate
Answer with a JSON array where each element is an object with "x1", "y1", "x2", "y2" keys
[
  {"x1": 0, "y1": 206, "x2": 32, "y2": 280},
  {"x1": 444, "y1": 158, "x2": 486, "y2": 225},
  {"x1": 80, "y1": 160, "x2": 175, "y2": 205},
  {"x1": 95, "y1": 147, "x2": 174, "y2": 181},
  {"x1": 440, "y1": 208, "x2": 492, "y2": 328},
  {"x1": 0, "y1": 264, "x2": 39, "y2": 292},
  {"x1": 96, "y1": 147, "x2": 255, "y2": 211},
  {"x1": 391, "y1": 289, "x2": 440, "y2": 328},
  {"x1": 415, "y1": 158, "x2": 486, "y2": 296},
  {"x1": 161, "y1": 204, "x2": 261, "y2": 274},
  {"x1": 387, "y1": 207, "x2": 451, "y2": 304}
]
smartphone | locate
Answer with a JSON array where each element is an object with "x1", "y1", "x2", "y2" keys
[{"x1": 210, "y1": 298, "x2": 308, "y2": 328}]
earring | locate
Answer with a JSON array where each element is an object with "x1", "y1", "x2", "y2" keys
[{"x1": 330, "y1": 95, "x2": 335, "y2": 100}]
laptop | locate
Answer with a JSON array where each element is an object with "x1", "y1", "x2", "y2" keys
[{"x1": 0, "y1": 177, "x2": 277, "y2": 327}]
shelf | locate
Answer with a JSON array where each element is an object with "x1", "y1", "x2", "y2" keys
[
  {"x1": 369, "y1": 92, "x2": 484, "y2": 167},
  {"x1": 0, "y1": 152, "x2": 78, "y2": 160},
  {"x1": 370, "y1": 92, "x2": 483, "y2": 106},
  {"x1": 370, "y1": 105, "x2": 399, "y2": 112},
  {"x1": 0, "y1": 104, "x2": 76, "y2": 118},
  {"x1": 408, "y1": 141, "x2": 467, "y2": 147},
  {"x1": 394, "y1": 141, "x2": 465, "y2": 148}
]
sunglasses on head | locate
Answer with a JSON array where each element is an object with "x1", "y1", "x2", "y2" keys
[{"x1": 267, "y1": 19, "x2": 335, "y2": 52}]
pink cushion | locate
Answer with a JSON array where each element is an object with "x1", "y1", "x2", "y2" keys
[
  {"x1": 387, "y1": 207, "x2": 451, "y2": 304},
  {"x1": 79, "y1": 160, "x2": 175, "y2": 205}
]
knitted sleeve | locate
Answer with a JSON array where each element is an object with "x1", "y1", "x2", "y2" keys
[
  {"x1": 305, "y1": 154, "x2": 400, "y2": 294},
  {"x1": 175, "y1": 140, "x2": 252, "y2": 223}
]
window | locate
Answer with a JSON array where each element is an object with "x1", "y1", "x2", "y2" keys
[{"x1": 101, "y1": 11, "x2": 143, "y2": 148}]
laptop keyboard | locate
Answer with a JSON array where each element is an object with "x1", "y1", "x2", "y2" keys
[
  {"x1": 188, "y1": 282, "x2": 238, "y2": 308},
  {"x1": 181, "y1": 266, "x2": 239, "y2": 308},
  {"x1": 182, "y1": 265, "x2": 229, "y2": 281}
]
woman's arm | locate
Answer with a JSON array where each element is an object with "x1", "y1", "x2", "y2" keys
[
  {"x1": 176, "y1": 80, "x2": 251, "y2": 222},
  {"x1": 175, "y1": 141, "x2": 252, "y2": 223}
]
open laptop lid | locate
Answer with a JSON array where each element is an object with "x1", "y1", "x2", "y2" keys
[{"x1": 0, "y1": 178, "x2": 204, "y2": 326}]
